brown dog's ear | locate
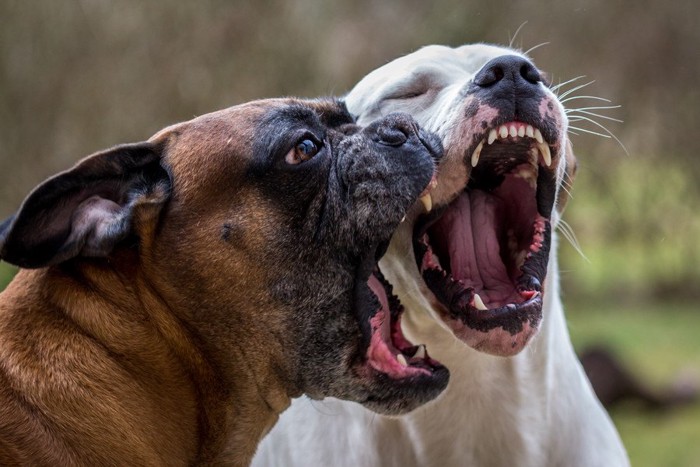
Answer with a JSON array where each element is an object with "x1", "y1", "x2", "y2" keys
[
  {"x1": 0, "y1": 142, "x2": 171, "y2": 268},
  {"x1": 556, "y1": 139, "x2": 578, "y2": 214}
]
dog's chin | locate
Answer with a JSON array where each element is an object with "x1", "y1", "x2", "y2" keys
[
  {"x1": 351, "y1": 246, "x2": 449, "y2": 415},
  {"x1": 412, "y1": 122, "x2": 560, "y2": 357}
]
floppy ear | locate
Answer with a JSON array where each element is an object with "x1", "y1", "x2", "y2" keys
[
  {"x1": 0, "y1": 142, "x2": 171, "y2": 268},
  {"x1": 556, "y1": 139, "x2": 577, "y2": 214}
]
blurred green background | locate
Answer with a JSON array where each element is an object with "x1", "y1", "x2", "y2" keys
[{"x1": 1, "y1": 1, "x2": 698, "y2": 465}]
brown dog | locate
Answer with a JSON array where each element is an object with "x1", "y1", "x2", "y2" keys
[{"x1": 0, "y1": 98, "x2": 448, "y2": 465}]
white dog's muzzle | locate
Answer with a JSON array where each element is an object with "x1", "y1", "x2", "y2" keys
[{"x1": 345, "y1": 44, "x2": 571, "y2": 356}]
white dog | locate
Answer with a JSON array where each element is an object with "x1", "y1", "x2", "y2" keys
[{"x1": 253, "y1": 44, "x2": 629, "y2": 467}]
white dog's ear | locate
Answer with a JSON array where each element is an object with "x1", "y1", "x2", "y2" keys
[
  {"x1": 556, "y1": 139, "x2": 577, "y2": 214},
  {"x1": 0, "y1": 142, "x2": 171, "y2": 268}
]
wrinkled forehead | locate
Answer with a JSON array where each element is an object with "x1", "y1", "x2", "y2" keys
[
  {"x1": 153, "y1": 97, "x2": 352, "y2": 156},
  {"x1": 151, "y1": 98, "x2": 352, "y2": 188}
]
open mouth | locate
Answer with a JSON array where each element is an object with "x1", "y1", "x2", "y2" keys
[
  {"x1": 413, "y1": 121, "x2": 557, "y2": 356},
  {"x1": 354, "y1": 170, "x2": 449, "y2": 391},
  {"x1": 356, "y1": 243, "x2": 448, "y2": 382}
]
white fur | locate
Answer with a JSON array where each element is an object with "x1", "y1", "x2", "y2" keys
[{"x1": 253, "y1": 44, "x2": 629, "y2": 467}]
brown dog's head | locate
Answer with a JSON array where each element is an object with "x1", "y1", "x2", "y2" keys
[
  {"x1": 0, "y1": 98, "x2": 448, "y2": 415},
  {"x1": 346, "y1": 44, "x2": 578, "y2": 356}
]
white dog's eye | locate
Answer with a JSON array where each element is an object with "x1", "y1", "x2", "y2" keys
[
  {"x1": 385, "y1": 88, "x2": 427, "y2": 101},
  {"x1": 286, "y1": 138, "x2": 322, "y2": 165}
]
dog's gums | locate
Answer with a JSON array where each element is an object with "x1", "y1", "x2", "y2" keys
[
  {"x1": 365, "y1": 268, "x2": 442, "y2": 378},
  {"x1": 413, "y1": 120, "x2": 557, "y2": 354}
]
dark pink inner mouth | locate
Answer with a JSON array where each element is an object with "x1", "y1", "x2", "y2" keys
[
  {"x1": 413, "y1": 135, "x2": 556, "y2": 356},
  {"x1": 427, "y1": 172, "x2": 545, "y2": 307},
  {"x1": 364, "y1": 272, "x2": 442, "y2": 378}
]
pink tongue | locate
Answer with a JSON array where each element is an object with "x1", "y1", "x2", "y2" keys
[{"x1": 431, "y1": 191, "x2": 512, "y2": 303}]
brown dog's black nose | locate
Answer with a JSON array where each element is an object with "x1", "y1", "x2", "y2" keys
[
  {"x1": 473, "y1": 55, "x2": 542, "y2": 89},
  {"x1": 374, "y1": 113, "x2": 419, "y2": 147}
]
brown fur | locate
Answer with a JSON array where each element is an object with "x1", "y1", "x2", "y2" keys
[{"x1": 0, "y1": 99, "x2": 445, "y2": 465}]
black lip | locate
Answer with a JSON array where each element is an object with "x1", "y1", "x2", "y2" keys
[
  {"x1": 353, "y1": 245, "x2": 447, "y2": 380},
  {"x1": 354, "y1": 246, "x2": 382, "y2": 349},
  {"x1": 359, "y1": 366, "x2": 450, "y2": 415}
]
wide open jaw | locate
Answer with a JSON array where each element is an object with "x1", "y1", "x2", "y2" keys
[
  {"x1": 353, "y1": 245, "x2": 449, "y2": 413},
  {"x1": 413, "y1": 121, "x2": 557, "y2": 356}
]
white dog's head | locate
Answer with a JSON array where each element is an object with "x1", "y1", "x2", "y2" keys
[{"x1": 346, "y1": 44, "x2": 577, "y2": 356}]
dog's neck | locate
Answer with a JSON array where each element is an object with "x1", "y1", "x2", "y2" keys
[{"x1": 2, "y1": 255, "x2": 292, "y2": 466}]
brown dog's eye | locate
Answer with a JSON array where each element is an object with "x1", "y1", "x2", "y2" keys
[{"x1": 286, "y1": 139, "x2": 321, "y2": 165}]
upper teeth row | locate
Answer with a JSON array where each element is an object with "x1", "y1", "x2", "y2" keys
[{"x1": 471, "y1": 124, "x2": 552, "y2": 168}]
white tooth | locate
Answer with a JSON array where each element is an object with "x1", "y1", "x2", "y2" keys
[
  {"x1": 473, "y1": 293, "x2": 488, "y2": 311},
  {"x1": 517, "y1": 126, "x2": 525, "y2": 137},
  {"x1": 420, "y1": 194, "x2": 432, "y2": 213},
  {"x1": 397, "y1": 354, "x2": 408, "y2": 367},
  {"x1": 499, "y1": 125, "x2": 508, "y2": 139},
  {"x1": 471, "y1": 140, "x2": 484, "y2": 167},
  {"x1": 401, "y1": 215, "x2": 406, "y2": 223},
  {"x1": 414, "y1": 344, "x2": 426, "y2": 359},
  {"x1": 509, "y1": 125, "x2": 517, "y2": 137},
  {"x1": 526, "y1": 125, "x2": 534, "y2": 138},
  {"x1": 534, "y1": 128, "x2": 544, "y2": 144},
  {"x1": 488, "y1": 129, "x2": 498, "y2": 144},
  {"x1": 538, "y1": 142, "x2": 552, "y2": 167}
]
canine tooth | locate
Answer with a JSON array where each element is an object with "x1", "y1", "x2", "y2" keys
[
  {"x1": 534, "y1": 128, "x2": 544, "y2": 144},
  {"x1": 397, "y1": 354, "x2": 408, "y2": 367},
  {"x1": 526, "y1": 125, "x2": 534, "y2": 138},
  {"x1": 473, "y1": 293, "x2": 488, "y2": 311},
  {"x1": 414, "y1": 344, "x2": 426, "y2": 359},
  {"x1": 401, "y1": 215, "x2": 406, "y2": 223},
  {"x1": 538, "y1": 142, "x2": 552, "y2": 167},
  {"x1": 518, "y1": 126, "x2": 525, "y2": 137},
  {"x1": 420, "y1": 194, "x2": 432, "y2": 213},
  {"x1": 471, "y1": 140, "x2": 484, "y2": 167},
  {"x1": 509, "y1": 125, "x2": 517, "y2": 137},
  {"x1": 499, "y1": 125, "x2": 508, "y2": 139},
  {"x1": 488, "y1": 129, "x2": 498, "y2": 144}
]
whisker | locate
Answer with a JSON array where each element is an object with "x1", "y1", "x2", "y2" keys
[
  {"x1": 551, "y1": 75, "x2": 586, "y2": 93},
  {"x1": 562, "y1": 96, "x2": 613, "y2": 105},
  {"x1": 509, "y1": 21, "x2": 528, "y2": 48},
  {"x1": 566, "y1": 104, "x2": 619, "y2": 112},
  {"x1": 557, "y1": 219, "x2": 589, "y2": 263},
  {"x1": 558, "y1": 81, "x2": 596, "y2": 100},
  {"x1": 524, "y1": 42, "x2": 550, "y2": 55},
  {"x1": 569, "y1": 116, "x2": 629, "y2": 155},
  {"x1": 568, "y1": 125, "x2": 612, "y2": 139},
  {"x1": 561, "y1": 174, "x2": 574, "y2": 189},
  {"x1": 568, "y1": 110, "x2": 623, "y2": 123},
  {"x1": 559, "y1": 182, "x2": 574, "y2": 200}
]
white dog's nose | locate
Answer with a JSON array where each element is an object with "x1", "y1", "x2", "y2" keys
[{"x1": 473, "y1": 54, "x2": 542, "y2": 88}]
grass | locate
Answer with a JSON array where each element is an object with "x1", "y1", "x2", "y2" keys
[
  {"x1": 567, "y1": 301, "x2": 700, "y2": 467},
  {"x1": 0, "y1": 262, "x2": 17, "y2": 291},
  {"x1": 559, "y1": 156, "x2": 700, "y2": 303}
]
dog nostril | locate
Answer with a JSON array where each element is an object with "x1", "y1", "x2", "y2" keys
[
  {"x1": 474, "y1": 55, "x2": 541, "y2": 88},
  {"x1": 474, "y1": 66, "x2": 505, "y2": 87},
  {"x1": 377, "y1": 124, "x2": 410, "y2": 146},
  {"x1": 520, "y1": 63, "x2": 541, "y2": 84}
]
